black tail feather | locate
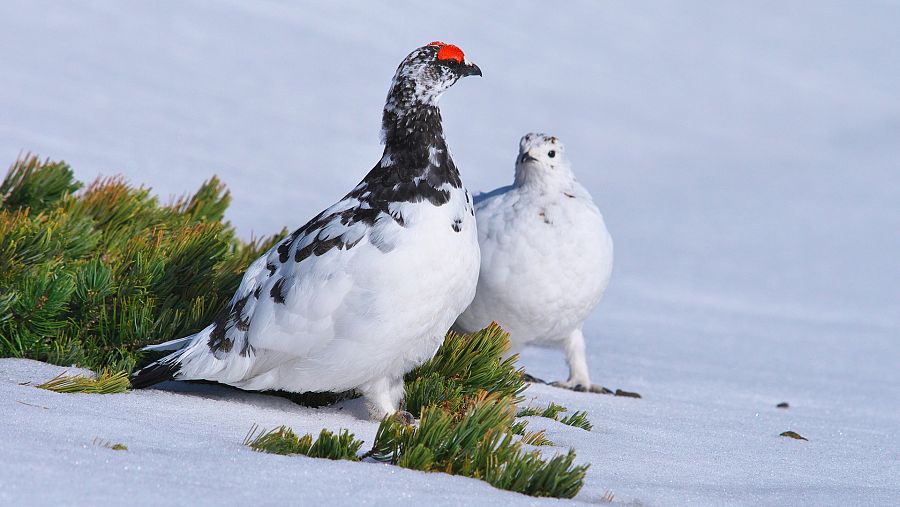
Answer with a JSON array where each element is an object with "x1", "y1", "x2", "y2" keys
[{"x1": 130, "y1": 360, "x2": 181, "y2": 389}]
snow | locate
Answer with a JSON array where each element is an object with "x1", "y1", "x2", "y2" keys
[
  {"x1": 1, "y1": 0, "x2": 899, "y2": 505},
  {"x1": 0, "y1": 359, "x2": 545, "y2": 506}
]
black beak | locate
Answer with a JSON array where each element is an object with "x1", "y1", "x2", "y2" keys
[
  {"x1": 460, "y1": 62, "x2": 482, "y2": 77},
  {"x1": 519, "y1": 153, "x2": 538, "y2": 163}
]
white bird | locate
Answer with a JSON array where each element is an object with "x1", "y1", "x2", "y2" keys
[
  {"x1": 131, "y1": 42, "x2": 483, "y2": 421},
  {"x1": 454, "y1": 133, "x2": 613, "y2": 392}
]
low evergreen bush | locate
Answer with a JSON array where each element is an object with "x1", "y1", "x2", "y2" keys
[
  {"x1": 518, "y1": 401, "x2": 594, "y2": 431},
  {"x1": 37, "y1": 370, "x2": 130, "y2": 394},
  {"x1": 559, "y1": 411, "x2": 593, "y2": 431},
  {"x1": 367, "y1": 392, "x2": 587, "y2": 498},
  {"x1": 0, "y1": 155, "x2": 283, "y2": 372},
  {"x1": 244, "y1": 425, "x2": 364, "y2": 460},
  {"x1": 403, "y1": 322, "x2": 527, "y2": 417}
]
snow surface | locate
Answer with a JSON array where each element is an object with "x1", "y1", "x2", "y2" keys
[{"x1": 2, "y1": 1, "x2": 899, "y2": 505}]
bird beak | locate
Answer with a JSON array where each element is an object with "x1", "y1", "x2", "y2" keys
[
  {"x1": 519, "y1": 152, "x2": 538, "y2": 163},
  {"x1": 460, "y1": 61, "x2": 482, "y2": 77}
]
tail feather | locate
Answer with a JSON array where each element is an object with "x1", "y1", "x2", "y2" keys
[
  {"x1": 130, "y1": 358, "x2": 181, "y2": 389},
  {"x1": 142, "y1": 336, "x2": 193, "y2": 352},
  {"x1": 131, "y1": 325, "x2": 251, "y2": 389},
  {"x1": 132, "y1": 329, "x2": 206, "y2": 388}
]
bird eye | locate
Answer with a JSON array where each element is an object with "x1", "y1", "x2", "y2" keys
[{"x1": 548, "y1": 150, "x2": 556, "y2": 158}]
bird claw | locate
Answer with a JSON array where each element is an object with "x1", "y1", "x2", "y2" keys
[
  {"x1": 550, "y1": 381, "x2": 613, "y2": 394},
  {"x1": 522, "y1": 373, "x2": 547, "y2": 384},
  {"x1": 591, "y1": 385, "x2": 614, "y2": 395}
]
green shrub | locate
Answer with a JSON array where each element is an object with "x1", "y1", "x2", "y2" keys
[
  {"x1": 518, "y1": 402, "x2": 593, "y2": 431},
  {"x1": 244, "y1": 425, "x2": 364, "y2": 460},
  {"x1": 518, "y1": 401, "x2": 567, "y2": 419},
  {"x1": 367, "y1": 392, "x2": 588, "y2": 498},
  {"x1": 36, "y1": 370, "x2": 130, "y2": 394},
  {"x1": 559, "y1": 411, "x2": 593, "y2": 431},
  {"x1": 0, "y1": 155, "x2": 283, "y2": 372},
  {"x1": 403, "y1": 323, "x2": 526, "y2": 417},
  {"x1": 520, "y1": 430, "x2": 555, "y2": 446}
]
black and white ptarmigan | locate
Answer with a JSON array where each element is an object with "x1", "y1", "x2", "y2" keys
[
  {"x1": 454, "y1": 133, "x2": 614, "y2": 392},
  {"x1": 131, "y1": 42, "x2": 483, "y2": 421}
]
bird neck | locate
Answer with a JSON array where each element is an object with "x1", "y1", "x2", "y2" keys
[
  {"x1": 377, "y1": 97, "x2": 461, "y2": 190},
  {"x1": 514, "y1": 163, "x2": 577, "y2": 194}
]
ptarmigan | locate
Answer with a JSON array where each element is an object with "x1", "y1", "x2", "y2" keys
[
  {"x1": 454, "y1": 133, "x2": 613, "y2": 392},
  {"x1": 131, "y1": 42, "x2": 483, "y2": 421}
]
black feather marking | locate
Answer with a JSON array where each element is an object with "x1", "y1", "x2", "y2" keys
[
  {"x1": 207, "y1": 293, "x2": 253, "y2": 354},
  {"x1": 270, "y1": 278, "x2": 286, "y2": 304},
  {"x1": 208, "y1": 320, "x2": 231, "y2": 353},
  {"x1": 451, "y1": 217, "x2": 462, "y2": 232},
  {"x1": 129, "y1": 360, "x2": 181, "y2": 389},
  {"x1": 277, "y1": 241, "x2": 290, "y2": 263},
  {"x1": 294, "y1": 244, "x2": 313, "y2": 264}
]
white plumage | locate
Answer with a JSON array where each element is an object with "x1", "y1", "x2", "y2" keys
[
  {"x1": 455, "y1": 133, "x2": 613, "y2": 392},
  {"x1": 133, "y1": 42, "x2": 483, "y2": 420}
]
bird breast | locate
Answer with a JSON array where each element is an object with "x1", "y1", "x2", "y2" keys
[{"x1": 471, "y1": 190, "x2": 613, "y2": 343}]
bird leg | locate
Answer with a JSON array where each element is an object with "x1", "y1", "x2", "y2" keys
[
  {"x1": 360, "y1": 375, "x2": 414, "y2": 423},
  {"x1": 550, "y1": 328, "x2": 610, "y2": 394}
]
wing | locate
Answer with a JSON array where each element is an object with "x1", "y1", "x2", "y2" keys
[{"x1": 204, "y1": 193, "x2": 386, "y2": 364}]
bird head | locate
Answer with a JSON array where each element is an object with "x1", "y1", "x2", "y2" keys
[
  {"x1": 385, "y1": 42, "x2": 482, "y2": 111},
  {"x1": 514, "y1": 133, "x2": 576, "y2": 188}
]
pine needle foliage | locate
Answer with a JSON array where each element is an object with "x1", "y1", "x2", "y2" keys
[
  {"x1": 516, "y1": 406, "x2": 541, "y2": 417},
  {"x1": 559, "y1": 411, "x2": 593, "y2": 431},
  {"x1": 0, "y1": 155, "x2": 283, "y2": 373},
  {"x1": 510, "y1": 419, "x2": 529, "y2": 435},
  {"x1": 37, "y1": 370, "x2": 130, "y2": 394},
  {"x1": 520, "y1": 430, "x2": 554, "y2": 446},
  {"x1": 0, "y1": 156, "x2": 81, "y2": 212},
  {"x1": 518, "y1": 402, "x2": 593, "y2": 431},
  {"x1": 243, "y1": 424, "x2": 364, "y2": 461},
  {"x1": 517, "y1": 402, "x2": 567, "y2": 419},
  {"x1": 367, "y1": 391, "x2": 589, "y2": 498},
  {"x1": 403, "y1": 323, "x2": 526, "y2": 417}
]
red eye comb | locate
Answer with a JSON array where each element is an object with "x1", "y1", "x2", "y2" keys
[{"x1": 428, "y1": 41, "x2": 465, "y2": 63}]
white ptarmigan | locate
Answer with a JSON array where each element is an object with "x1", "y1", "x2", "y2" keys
[
  {"x1": 131, "y1": 42, "x2": 483, "y2": 421},
  {"x1": 454, "y1": 133, "x2": 613, "y2": 392}
]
